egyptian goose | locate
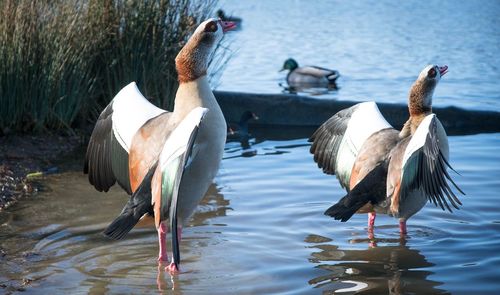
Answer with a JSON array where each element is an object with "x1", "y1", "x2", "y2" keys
[
  {"x1": 84, "y1": 18, "x2": 236, "y2": 272},
  {"x1": 280, "y1": 58, "x2": 340, "y2": 87},
  {"x1": 309, "y1": 65, "x2": 464, "y2": 235}
]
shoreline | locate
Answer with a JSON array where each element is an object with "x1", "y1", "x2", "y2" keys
[
  {"x1": 0, "y1": 134, "x2": 82, "y2": 211},
  {"x1": 2, "y1": 90, "x2": 499, "y2": 210}
]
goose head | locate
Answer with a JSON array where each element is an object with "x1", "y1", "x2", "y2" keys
[
  {"x1": 176, "y1": 18, "x2": 236, "y2": 83},
  {"x1": 280, "y1": 58, "x2": 299, "y2": 72},
  {"x1": 408, "y1": 64, "x2": 448, "y2": 115}
]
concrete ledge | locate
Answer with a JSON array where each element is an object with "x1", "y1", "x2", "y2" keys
[{"x1": 215, "y1": 91, "x2": 500, "y2": 136}]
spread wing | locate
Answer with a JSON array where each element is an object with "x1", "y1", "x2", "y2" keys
[
  {"x1": 309, "y1": 101, "x2": 392, "y2": 190},
  {"x1": 84, "y1": 102, "x2": 124, "y2": 192},
  {"x1": 84, "y1": 82, "x2": 166, "y2": 194},
  {"x1": 400, "y1": 114, "x2": 465, "y2": 212}
]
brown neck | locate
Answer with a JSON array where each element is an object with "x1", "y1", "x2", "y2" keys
[
  {"x1": 408, "y1": 80, "x2": 434, "y2": 116},
  {"x1": 176, "y1": 54, "x2": 207, "y2": 83},
  {"x1": 409, "y1": 100, "x2": 432, "y2": 116},
  {"x1": 400, "y1": 113, "x2": 428, "y2": 138},
  {"x1": 175, "y1": 32, "x2": 210, "y2": 84}
]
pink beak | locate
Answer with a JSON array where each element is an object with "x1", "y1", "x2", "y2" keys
[
  {"x1": 220, "y1": 20, "x2": 237, "y2": 33},
  {"x1": 439, "y1": 65, "x2": 448, "y2": 76}
]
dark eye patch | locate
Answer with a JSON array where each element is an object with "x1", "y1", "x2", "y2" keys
[
  {"x1": 204, "y1": 21, "x2": 218, "y2": 33},
  {"x1": 428, "y1": 67, "x2": 437, "y2": 78}
]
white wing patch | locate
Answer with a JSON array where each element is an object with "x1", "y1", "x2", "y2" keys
[
  {"x1": 159, "y1": 107, "x2": 208, "y2": 170},
  {"x1": 402, "y1": 114, "x2": 436, "y2": 167},
  {"x1": 111, "y1": 82, "x2": 166, "y2": 152},
  {"x1": 336, "y1": 102, "x2": 393, "y2": 182}
]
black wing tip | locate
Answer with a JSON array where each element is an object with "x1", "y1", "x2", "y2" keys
[
  {"x1": 102, "y1": 175, "x2": 155, "y2": 241},
  {"x1": 102, "y1": 214, "x2": 139, "y2": 240},
  {"x1": 324, "y1": 203, "x2": 356, "y2": 222}
]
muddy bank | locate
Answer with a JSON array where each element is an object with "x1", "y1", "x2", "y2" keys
[{"x1": 0, "y1": 134, "x2": 82, "y2": 210}]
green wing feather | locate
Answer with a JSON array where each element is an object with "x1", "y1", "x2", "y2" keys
[{"x1": 159, "y1": 120, "x2": 201, "y2": 268}]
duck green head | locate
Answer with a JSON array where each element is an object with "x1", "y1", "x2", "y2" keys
[{"x1": 280, "y1": 58, "x2": 298, "y2": 72}]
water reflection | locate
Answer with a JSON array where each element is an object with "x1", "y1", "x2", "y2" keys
[
  {"x1": 0, "y1": 175, "x2": 231, "y2": 294},
  {"x1": 190, "y1": 184, "x2": 231, "y2": 226},
  {"x1": 224, "y1": 138, "x2": 291, "y2": 160},
  {"x1": 279, "y1": 81, "x2": 339, "y2": 96},
  {"x1": 224, "y1": 130, "x2": 313, "y2": 161},
  {"x1": 1, "y1": 133, "x2": 499, "y2": 293},
  {"x1": 306, "y1": 233, "x2": 449, "y2": 294}
]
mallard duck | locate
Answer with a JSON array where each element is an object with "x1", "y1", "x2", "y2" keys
[
  {"x1": 280, "y1": 58, "x2": 340, "y2": 87},
  {"x1": 84, "y1": 18, "x2": 237, "y2": 272},
  {"x1": 309, "y1": 64, "x2": 464, "y2": 235}
]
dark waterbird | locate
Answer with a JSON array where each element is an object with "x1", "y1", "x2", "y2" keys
[
  {"x1": 227, "y1": 111, "x2": 259, "y2": 140},
  {"x1": 84, "y1": 18, "x2": 236, "y2": 273},
  {"x1": 309, "y1": 64, "x2": 464, "y2": 234},
  {"x1": 216, "y1": 9, "x2": 242, "y2": 24}
]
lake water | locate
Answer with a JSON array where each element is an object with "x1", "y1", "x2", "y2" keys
[
  {"x1": 218, "y1": 0, "x2": 500, "y2": 111},
  {"x1": 1, "y1": 0, "x2": 500, "y2": 294}
]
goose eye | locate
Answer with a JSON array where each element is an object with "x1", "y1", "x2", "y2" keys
[
  {"x1": 204, "y1": 21, "x2": 218, "y2": 33},
  {"x1": 428, "y1": 67, "x2": 437, "y2": 78}
]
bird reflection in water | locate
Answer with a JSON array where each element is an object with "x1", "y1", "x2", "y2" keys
[
  {"x1": 280, "y1": 82, "x2": 339, "y2": 96},
  {"x1": 156, "y1": 184, "x2": 230, "y2": 291},
  {"x1": 226, "y1": 111, "x2": 259, "y2": 157},
  {"x1": 306, "y1": 233, "x2": 448, "y2": 294}
]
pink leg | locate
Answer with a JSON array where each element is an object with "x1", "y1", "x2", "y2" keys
[
  {"x1": 368, "y1": 212, "x2": 376, "y2": 229},
  {"x1": 399, "y1": 219, "x2": 407, "y2": 235},
  {"x1": 157, "y1": 222, "x2": 169, "y2": 262},
  {"x1": 166, "y1": 226, "x2": 183, "y2": 273},
  {"x1": 368, "y1": 212, "x2": 377, "y2": 247}
]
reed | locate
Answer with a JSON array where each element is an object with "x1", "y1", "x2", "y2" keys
[{"x1": 0, "y1": 0, "x2": 227, "y2": 133}]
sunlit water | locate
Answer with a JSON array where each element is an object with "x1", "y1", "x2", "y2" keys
[
  {"x1": 2, "y1": 1, "x2": 500, "y2": 294},
  {"x1": 218, "y1": 0, "x2": 500, "y2": 111},
  {"x1": 1, "y1": 134, "x2": 500, "y2": 294}
]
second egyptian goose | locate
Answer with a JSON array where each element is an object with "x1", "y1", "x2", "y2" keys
[
  {"x1": 309, "y1": 65, "x2": 464, "y2": 235},
  {"x1": 84, "y1": 18, "x2": 236, "y2": 272},
  {"x1": 280, "y1": 58, "x2": 340, "y2": 87}
]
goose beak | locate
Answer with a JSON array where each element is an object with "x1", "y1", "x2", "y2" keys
[
  {"x1": 439, "y1": 65, "x2": 448, "y2": 76},
  {"x1": 220, "y1": 20, "x2": 236, "y2": 33},
  {"x1": 279, "y1": 67, "x2": 286, "y2": 72}
]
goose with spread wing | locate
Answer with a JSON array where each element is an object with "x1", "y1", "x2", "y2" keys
[
  {"x1": 84, "y1": 18, "x2": 236, "y2": 272},
  {"x1": 309, "y1": 64, "x2": 464, "y2": 234}
]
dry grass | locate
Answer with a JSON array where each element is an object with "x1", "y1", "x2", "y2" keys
[{"x1": 0, "y1": 0, "x2": 228, "y2": 133}]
